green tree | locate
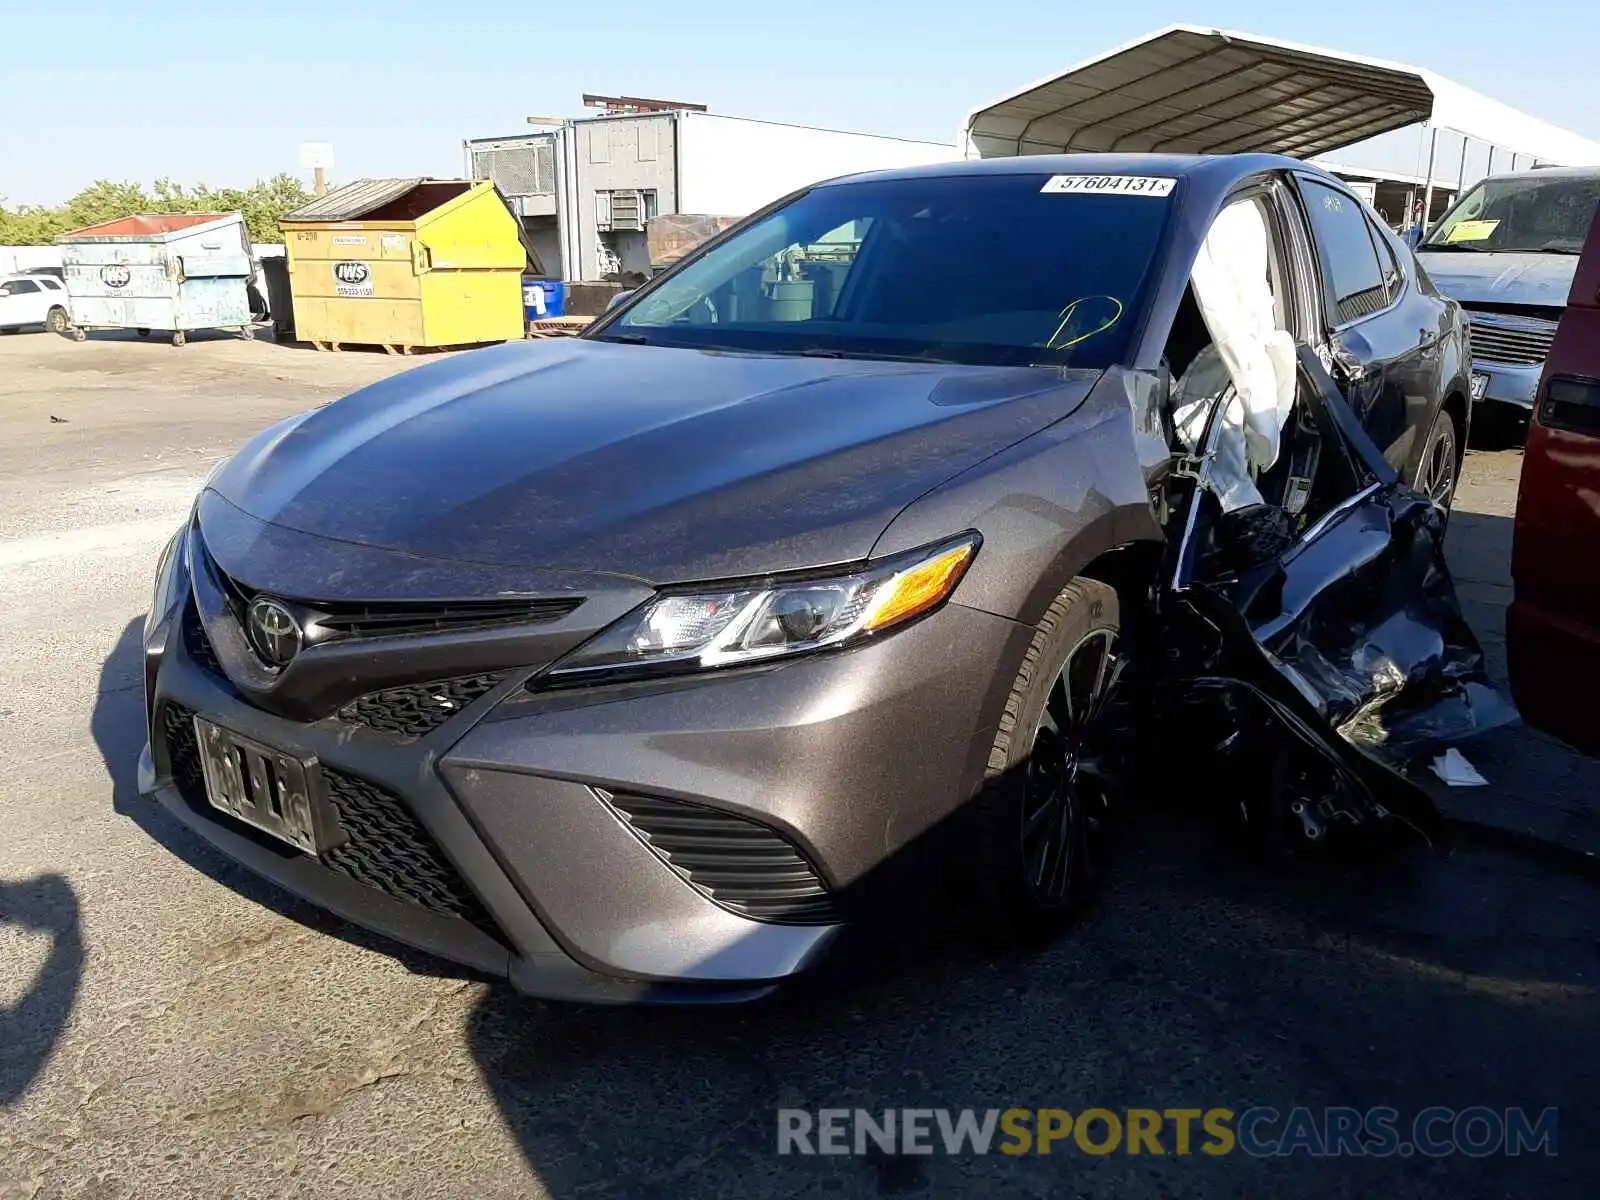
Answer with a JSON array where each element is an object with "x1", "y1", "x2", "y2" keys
[{"x1": 0, "y1": 175, "x2": 313, "y2": 245}]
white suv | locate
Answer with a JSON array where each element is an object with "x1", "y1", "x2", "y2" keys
[{"x1": 0, "y1": 274, "x2": 71, "y2": 334}]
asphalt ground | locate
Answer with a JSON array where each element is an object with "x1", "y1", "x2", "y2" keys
[{"x1": 2, "y1": 330, "x2": 1595, "y2": 1199}]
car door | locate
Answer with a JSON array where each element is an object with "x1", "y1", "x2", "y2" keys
[
  {"x1": 0, "y1": 279, "x2": 32, "y2": 327},
  {"x1": 1294, "y1": 174, "x2": 1438, "y2": 476},
  {"x1": 7, "y1": 278, "x2": 47, "y2": 327}
]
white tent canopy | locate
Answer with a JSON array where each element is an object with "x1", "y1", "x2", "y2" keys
[{"x1": 964, "y1": 26, "x2": 1600, "y2": 168}]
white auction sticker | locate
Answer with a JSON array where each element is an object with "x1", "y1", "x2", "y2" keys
[{"x1": 1040, "y1": 175, "x2": 1176, "y2": 197}]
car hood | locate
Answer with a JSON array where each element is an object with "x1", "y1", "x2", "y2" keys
[
  {"x1": 209, "y1": 338, "x2": 1098, "y2": 585},
  {"x1": 1415, "y1": 250, "x2": 1576, "y2": 309}
]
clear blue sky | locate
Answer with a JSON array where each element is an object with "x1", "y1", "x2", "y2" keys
[{"x1": 4, "y1": 1, "x2": 1598, "y2": 205}]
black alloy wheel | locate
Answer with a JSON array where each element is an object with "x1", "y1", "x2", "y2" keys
[
  {"x1": 1416, "y1": 408, "x2": 1459, "y2": 512},
  {"x1": 1020, "y1": 626, "x2": 1125, "y2": 906}
]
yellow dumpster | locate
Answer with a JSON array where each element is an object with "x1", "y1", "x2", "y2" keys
[{"x1": 279, "y1": 178, "x2": 527, "y2": 352}]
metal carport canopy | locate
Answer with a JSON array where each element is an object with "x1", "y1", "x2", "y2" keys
[{"x1": 963, "y1": 25, "x2": 1600, "y2": 165}]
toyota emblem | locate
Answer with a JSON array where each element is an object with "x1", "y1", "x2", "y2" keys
[{"x1": 245, "y1": 597, "x2": 302, "y2": 669}]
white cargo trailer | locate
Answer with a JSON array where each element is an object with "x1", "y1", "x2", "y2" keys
[{"x1": 467, "y1": 111, "x2": 955, "y2": 283}]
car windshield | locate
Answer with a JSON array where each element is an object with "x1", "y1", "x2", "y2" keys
[
  {"x1": 1422, "y1": 174, "x2": 1600, "y2": 254},
  {"x1": 599, "y1": 173, "x2": 1175, "y2": 369}
]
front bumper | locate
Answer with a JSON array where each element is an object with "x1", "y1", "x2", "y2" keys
[
  {"x1": 140, "y1": 595, "x2": 1026, "y2": 1002},
  {"x1": 1471, "y1": 359, "x2": 1541, "y2": 412}
]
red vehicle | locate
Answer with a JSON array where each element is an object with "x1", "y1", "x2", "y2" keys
[{"x1": 1508, "y1": 207, "x2": 1600, "y2": 755}]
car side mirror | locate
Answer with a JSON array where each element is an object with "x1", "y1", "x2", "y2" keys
[{"x1": 606, "y1": 290, "x2": 634, "y2": 312}]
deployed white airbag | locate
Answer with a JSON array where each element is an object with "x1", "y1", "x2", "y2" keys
[{"x1": 1173, "y1": 198, "x2": 1298, "y2": 511}]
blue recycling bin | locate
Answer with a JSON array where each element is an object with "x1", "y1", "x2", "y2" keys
[{"x1": 522, "y1": 278, "x2": 566, "y2": 320}]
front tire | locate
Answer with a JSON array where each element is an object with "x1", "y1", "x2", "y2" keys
[
  {"x1": 972, "y1": 577, "x2": 1128, "y2": 943},
  {"x1": 44, "y1": 306, "x2": 69, "y2": 334}
]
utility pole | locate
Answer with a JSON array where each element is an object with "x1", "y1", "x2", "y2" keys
[{"x1": 299, "y1": 143, "x2": 335, "y2": 198}]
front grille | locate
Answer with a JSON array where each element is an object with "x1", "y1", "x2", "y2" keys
[
  {"x1": 337, "y1": 673, "x2": 505, "y2": 740},
  {"x1": 1467, "y1": 314, "x2": 1558, "y2": 366},
  {"x1": 200, "y1": 540, "x2": 582, "y2": 642},
  {"x1": 320, "y1": 769, "x2": 497, "y2": 934},
  {"x1": 162, "y1": 703, "x2": 207, "y2": 802},
  {"x1": 312, "y1": 597, "x2": 583, "y2": 639},
  {"x1": 605, "y1": 791, "x2": 842, "y2": 925},
  {"x1": 159, "y1": 702, "x2": 499, "y2": 937}
]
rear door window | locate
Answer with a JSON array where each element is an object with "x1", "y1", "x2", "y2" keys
[
  {"x1": 1301, "y1": 179, "x2": 1388, "y2": 324},
  {"x1": 1366, "y1": 216, "x2": 1404, "y2": 304}
]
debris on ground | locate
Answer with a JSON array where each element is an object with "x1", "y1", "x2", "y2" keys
[{"x1": 1431, "y1": 748, "x2": 1489, "y2": 787}]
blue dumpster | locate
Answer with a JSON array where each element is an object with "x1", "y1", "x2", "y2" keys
[
  {"x1": 522, "y1": 277, "x2": 566, "y2": 320},
  {"x1": 57, "y1": 212, "x2": 257, "y2": 345}
]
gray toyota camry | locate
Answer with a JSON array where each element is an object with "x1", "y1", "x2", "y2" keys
[{"x1": 139, "y1": 154, "x2": 1503, "y2": 1002}]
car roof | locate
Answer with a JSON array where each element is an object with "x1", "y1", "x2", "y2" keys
[
  {"x1": 1472, "y1": 165, "x2": 1600, "y2": 184},
  {"x1": 817, "y1": 152, "x2": 1325, "y2": 190}
]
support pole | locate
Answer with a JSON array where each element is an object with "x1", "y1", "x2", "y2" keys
[{"x1": 1420, "y1": 125, "x2": 1440, "y2": 236}]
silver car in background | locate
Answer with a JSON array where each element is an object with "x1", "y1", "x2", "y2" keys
[{"x1": 1416, "y1": 166, "x2": 1600, "y2": 420}]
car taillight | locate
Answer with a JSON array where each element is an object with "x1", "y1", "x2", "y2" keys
[{"x1": 1538, "y1": 375, "x2": 1600, "y2": 438}]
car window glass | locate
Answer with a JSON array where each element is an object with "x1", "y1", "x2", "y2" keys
[
  {"x1": 614, "y1": 174, "x2": 1172, "y2": 369},
  {"x1": 5, "y1": 279, "x2": 40, "y2": 295},
  {"x1": 1301, "y1": 180, "x2": 1387, "y2": 324},
  {"x1": 674, "y1": 218, "x2": 871, "y2": 325},
  {"x1": 1423, "y1": 175, "x2": 1600, "y2": 253},
  {"x1": 1366, "y1": 216, "x2": 1403, "y2": 302}
]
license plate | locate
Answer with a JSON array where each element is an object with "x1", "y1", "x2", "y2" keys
[
  {"x1": 1470, "y1": 372, "x2": 1489, "y2": 401},
  {"x1": 194, "y1": 717, "x2": 334, "y2": 854}
]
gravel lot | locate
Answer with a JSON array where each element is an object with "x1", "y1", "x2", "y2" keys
[{"x1": 1, "y1": 330, "x2": 1596, "y2": 1199}]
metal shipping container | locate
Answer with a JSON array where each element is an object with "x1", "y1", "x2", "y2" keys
[{"x1": 56, "y1": 212, "x2": 256, "y2": 345}]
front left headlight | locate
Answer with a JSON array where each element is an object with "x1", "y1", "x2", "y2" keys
[{"x1": 541, "y1": 533, "x2": 980, "y2": 686}]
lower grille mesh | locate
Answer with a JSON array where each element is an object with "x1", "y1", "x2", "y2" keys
[
  {"x1": 160, "y1": 703, "x2": 499, "y2": 937},
  {"x1": 337, "y1": 673, "x2": 505, "y2": 740},
  {"x1": 320, "y1": 769, "x2": 497, "y2": 933},
  {"x1": 162, "y1": 703, "x2": 208, "y2": 802},
  {"x1": 605, "y1": 791, "x2": 841, "y2": 925}
]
